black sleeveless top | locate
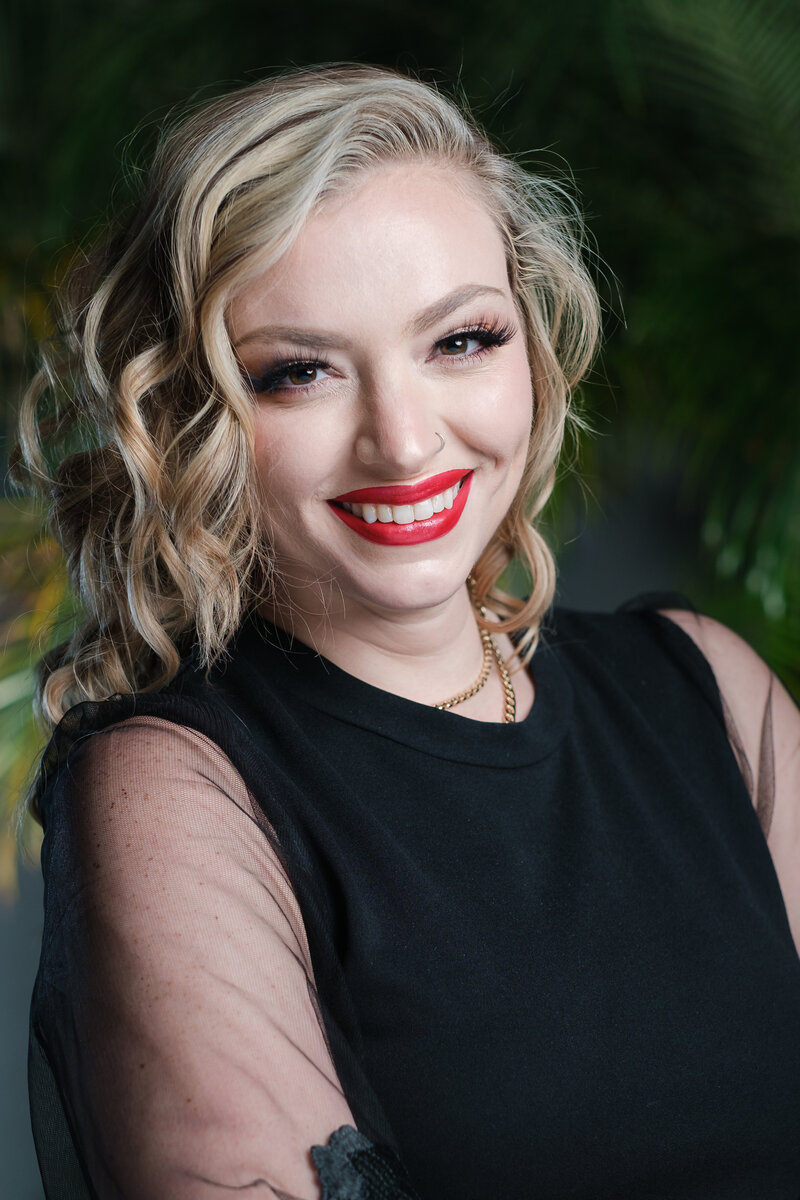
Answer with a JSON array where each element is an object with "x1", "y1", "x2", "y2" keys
[{"x1": 31, "y1": 601, "x2": 800, "y2": 1199}]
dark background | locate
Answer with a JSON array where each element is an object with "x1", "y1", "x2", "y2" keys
[{"x1": 1, "y1": 0, "x2": 798, "y2": 1191}]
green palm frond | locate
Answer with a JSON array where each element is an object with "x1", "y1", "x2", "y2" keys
[
  {"x1": 0, "y1": 498, "x2": 74, "y2": 900},
  {"x1": 604, "y1": 0, "x2": 800, "y2": 653},
  {"x1": 640, "y1": 0, "x2": 800, "y2": 235}
]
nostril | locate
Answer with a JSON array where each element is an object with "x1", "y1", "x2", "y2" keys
[{"x1": 354, "y1": 424, "x2": 444, "y2": 472}]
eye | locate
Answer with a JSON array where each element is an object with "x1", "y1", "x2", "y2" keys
[
  {"x1": 247, "y1": 359, "x2": 331, "y2": 395},
  {"x1": 438, "y1": 333, "x2": 483, "y2": 356},
  {"x1": 284, "y1": 364, "x2": 322, "y2": 386},
  {"x1": 433, "y1": 321, "x2": 515, "y2": 362}
]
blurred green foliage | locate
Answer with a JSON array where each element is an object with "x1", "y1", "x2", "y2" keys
[{"x1": 1, "y1": 0, "x2": 798, "y2": 893}]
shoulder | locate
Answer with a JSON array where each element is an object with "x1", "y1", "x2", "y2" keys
[
  {"x1": 59, "y1": 716, "x2": 281, "y2": 866},
  {"x1": 657, "y1": 611, "x2": 771, "y2": 727},
  {"x1": 36, "y1": 645, "x2": 275, "y2": 828},
  {"x1": 50, "y1": 715, "x2": 259, "y2": 861},
  {"x1": 43, "y1": 715, "x2": 312, "y2": 971},
  {"x1": 641, "y1": 610, "x2": 800, "y2": 952},
  {"x1": 656, "y1": 609, "x2": 798, "y2": 791},
  {"x1": 68, "y1": 715, "x2": 251, "y2": 800},
  {"x1": 657, "y1": 609, "x2": 800, "y2": 943},
  {"x1": 547, "y1": 602, "x2": 798, "y2": 807},
  {"x1": 42, "y1": 713, "x2": 256, "y2": 835},
  {"x1": 656, "y1": 609, "x2": 773, "y2": 701}
]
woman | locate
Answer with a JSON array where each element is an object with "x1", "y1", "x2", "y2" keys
[{"x1": 15, "y1": 64, "x2": 800, "y2": 1200}]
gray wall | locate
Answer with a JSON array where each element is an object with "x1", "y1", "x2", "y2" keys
[{"x1": 1, "y1": 863, "x2": 43, "y2": 1199}]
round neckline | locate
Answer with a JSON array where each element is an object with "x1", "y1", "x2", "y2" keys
[{"x1": 236, "y1": 613, "x2": 573, "y2": 768}]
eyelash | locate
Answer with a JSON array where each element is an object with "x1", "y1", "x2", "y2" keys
[{"x1": 246, "y1": 318, "x2": 516, "y2": 396}]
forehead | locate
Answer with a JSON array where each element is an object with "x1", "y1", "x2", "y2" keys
[{"x1": 228, "y1": 164, "x2": 512, "y2": 337}]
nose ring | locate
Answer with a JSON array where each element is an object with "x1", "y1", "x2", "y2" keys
[{"x1": 434, "y1": 432, "x2": 446, "y2": 454}]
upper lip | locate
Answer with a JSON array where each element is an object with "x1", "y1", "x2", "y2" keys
[{"x1": 331, "y1": 468, "x2": 471, "y2": 506}]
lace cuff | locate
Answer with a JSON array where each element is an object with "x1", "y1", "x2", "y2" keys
[{"x1": 312, "y1": 1128, "x2": 420, "y2": 1200}]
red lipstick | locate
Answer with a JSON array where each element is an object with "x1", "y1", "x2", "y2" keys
[
  {"x1": 332, "y1": 468, "x2": 467, "y2": 507},
  {"x1": 327, "y1": 470, "x2": 473, "y2": 546}
]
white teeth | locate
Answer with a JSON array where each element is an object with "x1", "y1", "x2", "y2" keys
[{"x1": 339, "y1": 478, "x2": 466, "y2": 525}]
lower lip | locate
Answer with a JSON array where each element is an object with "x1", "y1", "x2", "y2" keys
[{"x1": 327, "y1": 473, "x2": 473, "y2": 546}]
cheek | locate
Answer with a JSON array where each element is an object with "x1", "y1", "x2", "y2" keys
[
  {"x1": 251, "y1": 426, "x2": 280, "y2": 501},
  {"x1": 252, "y1": 409, "x2": 308, "y2": 489},
  {"x1": 252, "y1": 407, "x2": 347, "y2": 514},
  {"x1": 252, "y1": 419, "x2": 305, "y2": 516},
  {"x1": 504, "y1": 353, "x2": 535, "y2": 452},
  {"x1": 469, "y1": 360, "x2": 534, "y2": 463}
]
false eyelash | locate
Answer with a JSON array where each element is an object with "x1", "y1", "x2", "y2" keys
[
  {"x1": 437, "y1": 319, "x2": 517, "y2": 353},
  {"x1": 245, "y1": 318, "x2": 517, "y2": 395},
  {"x1": 246, "y1": 354, "x2": 329, "y2": 395}
]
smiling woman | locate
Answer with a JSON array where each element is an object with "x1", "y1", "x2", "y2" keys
[
  {"x1": 228, "y1": 165, "x2": 534, "y2": 685},
  {"x1": 12, "y1": 64, "x2": 800, "y2": 1200}
]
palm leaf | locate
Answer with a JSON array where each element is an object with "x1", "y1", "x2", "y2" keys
[{"x1": 0, "y1": 498, "x2": 73, "y2": 900}]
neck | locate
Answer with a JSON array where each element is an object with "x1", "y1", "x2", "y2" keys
[{"x1": 264, "y1": 582, "x2": 489, "y2": 708}]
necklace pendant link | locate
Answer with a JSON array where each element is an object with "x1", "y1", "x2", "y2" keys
[{"x1": 432, "y1": 609, "x2": 517, "y2": 722}]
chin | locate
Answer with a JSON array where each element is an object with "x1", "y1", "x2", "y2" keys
[{"x1": 343, "y1": 554, "x2": 478, "y2": 615}]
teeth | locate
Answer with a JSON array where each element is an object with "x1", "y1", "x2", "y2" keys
[{"x1": 340, "y1": 479, "x2": 464, "y2": 525}]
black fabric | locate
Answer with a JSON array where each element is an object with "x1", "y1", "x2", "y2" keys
[
  {"x1": 31, "y1": 601, "x2": 800, "y2": 1199},
  {"x1": 311, "y1": 1128, "x2": 420, "y2": 1200},
  {"x1": 29, "y1": 1023, "x2": 96, "y2": 1200}
]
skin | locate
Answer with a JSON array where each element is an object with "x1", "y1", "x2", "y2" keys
[{"x1": 229, "y1": 163, "x2": 535, "y2": 720}]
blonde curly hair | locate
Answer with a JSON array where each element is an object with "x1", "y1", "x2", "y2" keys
[{"x1": 13, "y1": 63, "x2": 600, "y2": 738}]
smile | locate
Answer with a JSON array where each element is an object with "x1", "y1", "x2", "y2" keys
[
  {"x1": 342, "y1": 476, "x2": 465, "y2": 524},
  {"x1": 328, "y1": 469, "x2": 473, "y2": 546}
]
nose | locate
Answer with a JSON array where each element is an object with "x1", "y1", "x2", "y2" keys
[{"x1": 354, "y1": 376, "x2": 443, "y2": 477}]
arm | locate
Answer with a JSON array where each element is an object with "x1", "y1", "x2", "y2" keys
[
  {"x1": 39, "y1": 716, "x2": 355, "y2": 1199},
  {"x1": 658, "y1": 610, "x2": 800, "y2": 955}
]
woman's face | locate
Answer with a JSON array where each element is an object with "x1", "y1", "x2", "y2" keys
[{"x1": 228, "y1": 163, "x2": 533, "y2": 620}]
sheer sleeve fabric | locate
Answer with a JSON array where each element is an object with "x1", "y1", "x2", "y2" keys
[
  {"x1": 658, "y1": 610, "x2": 800, "y2": 955},
  {"x1": 35, "y1": 716, "x2": 356, "y2": 1199}
]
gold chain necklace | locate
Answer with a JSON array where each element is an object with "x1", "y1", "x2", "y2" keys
[{"x1": 432, "y1": 608, "x2": 517, "y2": 723}]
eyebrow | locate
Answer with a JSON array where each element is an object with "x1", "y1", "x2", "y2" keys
[
  {"x1": 407, "y1": 283, "x2": 507, "y2": 336},
  {"x1": 232, "y1": 283, "x2": 508, "y2": 350}
]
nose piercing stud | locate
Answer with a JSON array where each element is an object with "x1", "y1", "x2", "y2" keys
[{"x1": 434, "y1": 432, "x2": 446, "y2": 454}]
